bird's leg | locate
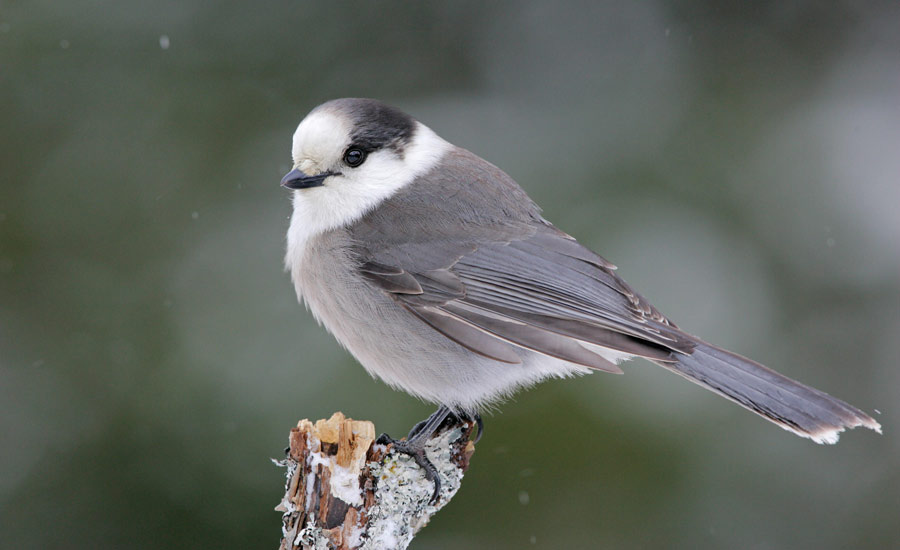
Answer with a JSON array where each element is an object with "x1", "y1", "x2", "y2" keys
[
  {"x1": 376, "y1": 407, "x2": 484, "y2": 503},
  {"x1": 402, "y1": 416, "x2": 434, "y2": 442},
  {"x1": 406, "y1": 409, "x2": 481, "y2": 438},
  {"x1": 376, "y1": 406, "x2": 458, "y2": 504}
]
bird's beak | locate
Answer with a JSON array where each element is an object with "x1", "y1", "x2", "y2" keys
[{"x1": 280, "y1": 168, "x2": 334, "y2": 189}]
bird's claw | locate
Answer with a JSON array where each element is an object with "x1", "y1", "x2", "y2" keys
[
  {"x1": 377, "y1": 406, "x2": 483, "y2": 505},
  {"x1": 378, "y1": 432, "x2": 442, "y2": 504},
  {"x1": 388, "y1": 437, "x2": 442, "y2": 504}
]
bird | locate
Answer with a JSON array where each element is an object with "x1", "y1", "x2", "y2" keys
[{"x1": 281, "y1": 98, "x2": 881, "y2": 501}]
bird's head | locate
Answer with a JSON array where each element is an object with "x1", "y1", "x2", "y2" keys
[{"x1": 282, "y1": 98, "x2": 450, "y2": 235}]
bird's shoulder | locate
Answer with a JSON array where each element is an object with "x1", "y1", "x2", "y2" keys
[{"x1": 348, "y1": 146, "x2": 543, "y2": 246}]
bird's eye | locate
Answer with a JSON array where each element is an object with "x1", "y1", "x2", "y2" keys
[{"x1": 343, "y1": 147, "x2": 366, "y2": 168}]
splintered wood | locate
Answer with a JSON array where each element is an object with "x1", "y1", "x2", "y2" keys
[{"x1": 276, "y1": 412, "x2": 475, "y2": 550}]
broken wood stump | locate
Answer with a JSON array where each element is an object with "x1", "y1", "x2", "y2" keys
[{"x1": 275, "y1": 412, "x2": 476, "y2": 550}]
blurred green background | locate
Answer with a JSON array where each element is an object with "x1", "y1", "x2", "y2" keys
[{"x1": 2, "y1": 1, "x2": 898, "y2": 548}]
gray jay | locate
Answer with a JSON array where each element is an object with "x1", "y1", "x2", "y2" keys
[{"x1": 282, "y1": 98, "x2": 880, "y2": 500}]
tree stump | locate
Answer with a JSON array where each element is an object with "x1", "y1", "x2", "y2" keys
[{"x1": 275, "y1": 412, "x2": 476, "y2": 550}]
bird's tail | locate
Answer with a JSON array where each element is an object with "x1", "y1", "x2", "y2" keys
[{"x1": 655, "y1": 339, "x2": 881, "y2": 444}]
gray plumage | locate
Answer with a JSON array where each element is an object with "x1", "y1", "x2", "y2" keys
[{"x1": 285, "y1": 98, "x2": 881, "y2": 444}]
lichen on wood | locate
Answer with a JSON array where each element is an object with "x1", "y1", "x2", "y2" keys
[{"x1": 275, "y1": 412, "x2": 475, "y2": 550}]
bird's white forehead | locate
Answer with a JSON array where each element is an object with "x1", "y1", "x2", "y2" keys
[{"x1": 291, "y1": 110, "x2": 351, "y2": 172}]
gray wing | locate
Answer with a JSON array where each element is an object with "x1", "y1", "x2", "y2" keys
[
  {"x1": 355, "y1": 211, "x2": 883, "y2": 447},
  {"x1": 348, "y1": 146, "x2": 692, "y2": 371},
  {"x1": 356, "y1": 224, "x2": 695, "y2": 372}
]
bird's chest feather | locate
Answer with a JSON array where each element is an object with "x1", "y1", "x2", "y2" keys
[{"x1": 287, "y1": 228, "x2": 402, "y2": 350}]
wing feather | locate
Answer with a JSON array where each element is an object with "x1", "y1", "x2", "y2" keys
[
  {"x1": 440, "y1": 302, "x2": 623, "y2": 373},
  {"x1": 356, "y1": 224, "x2": 693, "y2": 369},
  {"x1": 402, "y1": 304, "x2": 523, "y2": 364}
]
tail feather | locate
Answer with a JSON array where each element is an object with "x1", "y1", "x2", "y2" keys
[{"x1": 657, "y1": 339, "x2": 881, "y2": 444}]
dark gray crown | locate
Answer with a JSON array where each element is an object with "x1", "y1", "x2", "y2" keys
[{"x1": 317, "y1": 98, "x2": 417, "y2": 154}]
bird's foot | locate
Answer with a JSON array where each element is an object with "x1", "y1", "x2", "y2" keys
[
  {"x1": 375, "y1": 406, "x2": 482, "y2": 504},
  {"x1": 376, "y1": 433, "x2": 443, "y2": 504}
]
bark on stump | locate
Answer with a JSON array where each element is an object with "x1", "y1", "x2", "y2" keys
[{"x1": 275, "y1": 412, "x2": 476, "y2": 550}]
